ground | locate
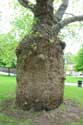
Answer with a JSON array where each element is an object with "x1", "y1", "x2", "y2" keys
[
  {"x1": 0, "y1": 99, "x2": 83, "y2": 125},
  {"x1": 0, "y1": 75, "x2": 83, "y2": 125}
]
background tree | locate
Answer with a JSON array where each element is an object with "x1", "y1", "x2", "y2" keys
[
  {"x1": 0, "y1": 0, "x2": 33, "y2": 75},
  {"x1": 15, "y1": 0, "x2": 83, "y2": 111},
  {"x1": 0, "y1": 33, "x2": 17, "y2": 75},
  {"x1": 64, "y1": 52, "x2": 75, "y2": 72},
  {"x1": 64, "y1": 52, "x2": 75, "y2": 65},
  {"x1": 74, "y1": 46, "x2": 83, "y2": 72}
]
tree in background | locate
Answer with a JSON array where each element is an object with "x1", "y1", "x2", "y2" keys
[
  {"x1": 74, "y1": 46, "x2": 83, "y2": 72},
  {"x1": 0, "y1": 1, "x2": 33, "y2": 75},
  {"x1": 15, "y1": 0, "x2": 83, "y2": 111},
  {"x1": 64, "y1": 53, "x2": 75, "y2": 64},
  {"x1": 64, "y1": 52, "x2": 75, "y2": 71},
  {"x1": 0, "y1": 34, "x2": 16, "y2": 75}
]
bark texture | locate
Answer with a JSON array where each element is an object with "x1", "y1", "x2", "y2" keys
[
  {"x1": 16, "y1": 35, "x2": 64, "y2": 110},
  {"x1": 16, "y1": 0, "x2": 68, "y2": 110}
]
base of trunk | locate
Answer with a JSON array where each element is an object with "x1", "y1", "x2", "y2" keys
[
  {"x1": 16, "y1": 36, "x2": 64, "y2": 111},
  {"x1": 16, "y1": 96, "x2": 63, "y2": 111}
]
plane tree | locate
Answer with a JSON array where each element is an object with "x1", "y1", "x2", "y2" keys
[{"x1": 16, "y1": 0, "x2": 83, "y2": 110}]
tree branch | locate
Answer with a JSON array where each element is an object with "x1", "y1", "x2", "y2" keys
[
  {"x1": 64, "y1": 13, "x2": 75, "y2": 17},
  {"x1": 54, "y1": 15, "x2": 83, "y2": 35},
  {"x1": 60, "y1": 15, "x2": 83, "y2": 28},
  {"x1": 18, "y1": 0, "x2": 35, "y2": 12},
  {"x1": 54, "y1": 0, "x2": 69, "y2": 23}
]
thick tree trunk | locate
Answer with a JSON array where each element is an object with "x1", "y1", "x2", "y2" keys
[{"x1": 16, "y1": 0, "x2": 65, "y2": 111}]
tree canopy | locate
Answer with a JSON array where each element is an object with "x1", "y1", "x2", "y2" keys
[
  {"x1": 74, "y1": 46, "x2": 83, "y2": 72},
  {"x1": 0, "y1": 33, "x2": 16, "y2": 68},
  {"x1": 0, "y1": 0, "x2": 33, "y2": 69}
]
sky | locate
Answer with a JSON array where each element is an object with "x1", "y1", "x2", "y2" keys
[
  {"x1": 0, "y1": 0, "x2": 13, "y2": 33},
  {"x1": 61, "y1": 0, "x2": 83, "y2": 54},
  {"x1": 0, "y1": 0, "x2": 83, "y2": 54}
]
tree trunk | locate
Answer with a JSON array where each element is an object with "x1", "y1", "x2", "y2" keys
[
  {"x1": 16, "y1": 0, "x2": 65, "y2": 111},
  {"x1": 8, "y1": 68, "x2": 11, "y2": 76}
]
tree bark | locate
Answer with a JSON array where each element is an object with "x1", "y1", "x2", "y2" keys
[
  {"x1": 16, "y1": 0, "x2": 83, "y2": 110},
  {"x1": 8, "y1": 68, "x2": 11, "y2": 76},
  {"x1": 16, "y1": 35, "x2": 65, "y2": 110}
]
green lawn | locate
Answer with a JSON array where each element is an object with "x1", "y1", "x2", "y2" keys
[
  {"x1": 0, "y1": 75, "x2": 83, "y2": 106},
  {"x1": 0, "y1": 75, "x2": 16, "y2": 100},
  {"x1": 65, "y1": 75, "x2": 83, "y2": 83},
  {"x1": 0, "y1": 75, "x2": 83, "y2": 124},
  {"x1": 64, "y1": 86, "x2": 83, "y2": 108}
]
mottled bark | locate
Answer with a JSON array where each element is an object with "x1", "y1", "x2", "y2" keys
[
  {"x1": 16, "y1": 35, "x2": 65, "y2": 110},
  {"x1": 16, "y1": 0, "x2": 83, "y2": 110}
]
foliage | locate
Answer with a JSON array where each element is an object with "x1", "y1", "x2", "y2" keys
[
  {"x1": 12, "y1": 8, "x2": 33, "y2": 41},
  {"x1": 0, "y1": 33, "x2": 17, "y2": 68},
  {"x1": 64, "y1": 53, "x2": 75, "y2": 71},
  {"x1": 74, "y1": 46, "x2": 83, "y2": 72},
  {"x1": 0, "y1": 0, "x2": 33, "y2": 69},
  {"x1": 64, "y1": 53, "x2": 75, "y2": 64},
  {"x1": 10, "y1": 0, "x2": 33, "y2": 41}
]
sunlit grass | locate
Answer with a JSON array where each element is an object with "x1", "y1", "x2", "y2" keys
[
  {"x1": 65, "y1": 75, "x2": 83, "y2": 83},
  {"x1": 64, "y1": 86, "x2": 83, "y2": 108},
  {"x1": 0, "y1": 75, "x2": 16, "y2": 100},
  {"x1": 0, "y1": 75, "x2": 83, "y2": 107}
]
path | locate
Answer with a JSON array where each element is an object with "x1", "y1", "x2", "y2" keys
[
  {"x1": 0, "y1": 71, "x2": 16, "y2": 76},
  {"x1": 65, "y1": 83, "x2": 83, "y2": 87}
]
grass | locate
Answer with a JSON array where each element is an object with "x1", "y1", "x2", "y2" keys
[
  {"x1": 0, "y1": 74, "x2": 83, "y2": 107},
  {"x1": 0, "y1": 75, "x2": 16, "y2": 100},
  {"x1": 0, "y1": 113, "x2": 33, "y2": 125},
  {"x1": 0, "y1": 75, "x2": 39, "y2": 125},
  {"x1": 64, "y1": 86, "x2": 83, "y2": 108},
  {"x1": 0, "y1": 75, "x2": 83, "y2": 124},
  {"x1": 65, "y1": 75, "x2": 83, "y2": 83},
  {"x1": 64, "y1": 120, "x2": 83, "y2": 125}
]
